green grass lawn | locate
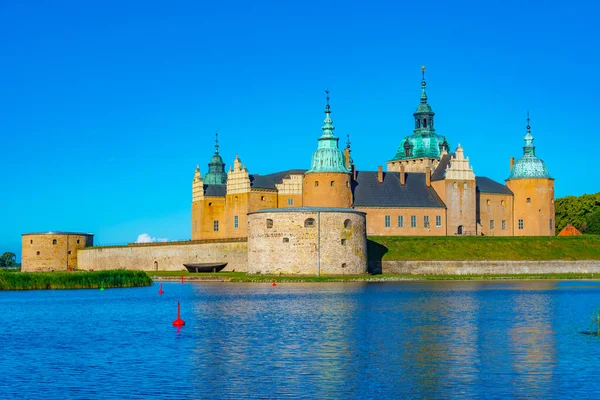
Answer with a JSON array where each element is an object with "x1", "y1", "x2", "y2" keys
[{"x1": 367, "y1": 235, "x2": 600, "y2": 261}]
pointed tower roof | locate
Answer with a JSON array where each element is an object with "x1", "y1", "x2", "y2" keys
[
  {"x1": 306, "y1": 91, "x2": 350, "y2": 174},
  {"x1": 507, "y1": 113, "x2": 551, "y2": 180},
  {"x1": 204, "y1": 132, "x2": 228, "y2": 185}
]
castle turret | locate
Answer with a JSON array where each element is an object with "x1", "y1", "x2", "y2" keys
[
  {"x1": 506, "y1": 114, "x2": 555, "y2": 236},
  {"x1": 303, "y1": 91, "x2": 353, "y2": 208},
  {"x1": 388, "y1": 66, "x2": 450, "y2": 173}
]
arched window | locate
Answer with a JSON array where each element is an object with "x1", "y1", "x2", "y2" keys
[
  {"x1": 283, "y1": 237, "x2": 289, "y2": 243},
  {"x1": 344, "y1": 219, "x2": 351, "y2": 228},
  {"x1": 463, "y1": 183, "x2": 468, "y2": 190},
  {"x1": 330, "y1": 181, "x2": 335, "y2": 187},
  {"x1": 52, "y1": 239, "x2": 57, "y2": 245},
  {"x1": 314, "y1": 181, "x2": 319, "y2": 187},
  {"x1": 453, "y1": 182, "x2": 458, "y2": 189},
  {"x1": 266, "y1": 219, "x2": 273, "y2": 229},
  {"x1": 501, "y1": 200, "x2": 505, "y2": 207},
  {"x1": 304, "y1": 218, "x2": 315, "y2": 227},
  {"x1": 423, "y1": 119, "x2": 427, "y2": 128},
  {"x1": 234, "y1": 196, "x2": 238, "y2": 202},
  {"x1": 527, "y1": 198, "x2": 531, "y2": 203},
  {"x1": 261, "y1": 196, "x2": 265, "y2": 201},
  {"x1": 486, "y1": 199, "x2": 491, "y2": 206},
  {"x1": 417, "y1": 120, "x2": 421, "y2": 128},
  {"x1": 341, "y1": 263, "x2": 347, "y2": 269},
  {"x1": 346, "y1": 181, "x2": 349, "y2": 188}
]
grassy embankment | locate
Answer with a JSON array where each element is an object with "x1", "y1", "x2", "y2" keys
[
  {"x1": 0, "y1": 270, "x2": 152, "y2": 290},
  {"x1": 367, "y1": 235, "x2": 600, "y2": 261}
]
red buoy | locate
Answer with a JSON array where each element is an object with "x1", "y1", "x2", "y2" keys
[
  {"x1": 272, "y1": 279, "x2": 277, "y2": 287},
  {"x1": 181, "y1": 275, "x2": 184, "y2": 284},
  {"x1": 172, "y1": 301, "x2": 185, "y2": 326},
  {"x1": 158, "y1": 282, "x2": 164, "y2": 295}
]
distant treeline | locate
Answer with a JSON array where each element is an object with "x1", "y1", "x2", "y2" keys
[
  {"x1": 555, "y1": 192, "x2": 600, "y2": 234},
  {"x1": 0, "y1": 270, "x2": 152, "y2": 290}
]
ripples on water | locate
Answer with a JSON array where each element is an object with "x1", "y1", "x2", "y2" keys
[{"x1": 2, "y1": 280, "x2": 600, "y2": 399}]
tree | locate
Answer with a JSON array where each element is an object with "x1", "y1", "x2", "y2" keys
[
  {"x1": 0, "y1": 252, "x2": 16, "y2": 268},
  {"x1": 586, "y1": 209, "x2": 600, "y2": 235},
  {"x1": 555, "y1": 192, "x2": 600, "y2": 233}
]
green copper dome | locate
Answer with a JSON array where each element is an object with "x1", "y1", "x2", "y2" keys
[
  {"x1": 391, "y1": 67, "x2": 449, "y2": 161},
  {"x1": 203, "y1": 133, "x2": 228, "y2": 185},
  {"x1": 306, "y1": 92, "x2": 350, "y2": 174},
  {"x1": 507, "y1": 119, "x2": 551, "y2": 180}
]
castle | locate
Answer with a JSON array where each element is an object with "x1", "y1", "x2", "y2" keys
[
  {"x1": 191, "y1": 67, "x2": 555, "y2": 241},
  {"x1": 21, "y1": 68, "x2": 556, "y2": 275}
]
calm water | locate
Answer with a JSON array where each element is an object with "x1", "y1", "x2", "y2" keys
[{"x1": 2, "y1": 281, "x2": 600, "y2": 399}]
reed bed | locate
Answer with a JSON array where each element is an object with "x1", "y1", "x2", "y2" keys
[{"x1": 0, "y1": 270, "x2": 152, "y2": 290}]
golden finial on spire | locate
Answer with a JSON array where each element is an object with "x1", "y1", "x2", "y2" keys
[{"x1": 421, "y1": 65, "x2": 426, "y2": 80}]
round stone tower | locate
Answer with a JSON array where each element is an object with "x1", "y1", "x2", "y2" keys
[
  {"x1": 303, "y1": 91, "x2": 352, "y2": 208},
  {"x1": 506, "y1": 115, "x2": 555, "y2": 236}
]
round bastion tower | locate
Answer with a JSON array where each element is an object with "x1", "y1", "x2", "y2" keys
[
  {"x1": 303, "y1": 91, "x2": 353, "y2": 208},
  {"x1": 506, "y1": 114, "x2": 555, "y2": 236}
]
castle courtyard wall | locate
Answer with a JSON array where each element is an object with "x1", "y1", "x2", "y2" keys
[{"x1": 77, "y1": 240, "x2": 248, "y2": 272}]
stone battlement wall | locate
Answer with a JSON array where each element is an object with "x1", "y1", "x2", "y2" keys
[{"x1": 78, "y1": 240, "x2": 248, "y2": 272}]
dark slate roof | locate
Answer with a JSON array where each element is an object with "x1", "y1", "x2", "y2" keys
[
  {"x1": 249, "y1": 207, "x2": 365, "y2": 215},
  {"x1": 476, "y1": 176, "x2": 513, "y2": 195},
  {"x1": 250, "y1": 169, "x2": 307, "y2": 190},
  {"x1": 353, "y1": 171, "x2": 446, "y2": 208},
  {"x1": 431, "y1": 154, "x2": 452, "y2": 181},
  {"x1": 204, "y1": 184, "x2": 227, "y2": 197}
]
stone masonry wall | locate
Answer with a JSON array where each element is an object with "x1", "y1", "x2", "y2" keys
[
  {"x1": 248, "y1": 210, "x2": 367, "y2": 275},
  {"x1": 378, "y1": 260, "x2": 600, "y2": 275},
  {"x1": 77, "y1": 240, "x2": 248, "y2": 272}
]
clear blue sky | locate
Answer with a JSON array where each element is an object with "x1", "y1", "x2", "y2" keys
[{"x1": 1, "y1": 0, "x2": 598, "y2": 259}]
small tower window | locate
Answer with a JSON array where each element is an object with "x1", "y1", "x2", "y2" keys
[
  {"x1": 234, "y1": 196, "x2": 238, "y2": 203},
  {"x1": 527, "y1": 198, "x2": 531, "y2": 203},
  {"x1": 304, "y1": 218, "x2": 316, "y2": 227},
  {"x1": 417, "y1": 120, "x2": 421, "y2": 128},
  {"x1": 501, "y1": 200, "x2": 505, "y2": 207},
  {"x1": 341, "y1": 239, "x2": 347, "y2": 246},
  {"x1": 315, "y1": 181, "x2": 319, "y2": 187},
  {"x1": 342, "y1": 263, "x2": 347, "y2": 269},
  {"x1": 423, "y1": 119, "x2": 427, "y2": 128},
  {"x1": 487, "y1": 199, "x2": 491, "y2": 206},
  {"x1": 77, "y1": 239, "x2": 80, "y2": 244},
  {"x1": 464, "y1": 183, "x2": 468, "y2": 190},
  {"x1": 330, "y1": 181, "x2": 335, "y2": 187},
  {"x1": 261, "y1": 196, "x2": 265, "y2": 201},
  {"x1": 266, "y1": 219, "x2": 273, "y2": 229},
  {"x1": 52, "y1": 239, "x2": 57, "y2": 245},
  {"x1": 283, "y1": 237, "x2": 289, "y2": 243},
  {"x1": 30, "y1": 239, "x2": 33, "y2": 244},
  {"x1": 344, "y1": 219, "x2": 351, "y2": 228},
  {"x1": 68, "y1": 250, "x2": 72, "y2": 255},
  {"x1": 36, "y1": 251, "x2": 40, "y2": 256},
  {"x1": 346, "y1": 181, "x2": 349, "y2": 188},
  {"x1": 208, "y1": 202, "x2": 213, "y2": 206},
  {"x1": 213, "y1": 221, "x2": 219, "y2": 232}
]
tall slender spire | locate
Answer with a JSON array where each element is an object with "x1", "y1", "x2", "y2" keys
[
  {"x1": 214, "y1": 132, "x2": 220, "y2": 155},
  {"x1": 420, "y1": 65, "x2": 428, "y2": 103},
  {"x1": 523, "y1": 111, "x2": 535, "y2": 156},
  {"x1": 321, "y1": 89, "x2": 335, "y2": 137}
]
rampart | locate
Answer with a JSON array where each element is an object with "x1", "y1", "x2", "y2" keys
[
  {"x1": 77, "y1": 239, "x2": 248, "y2": 272},
  {"x1": 378, "y1": 260, "x2": 600, "y2": 275}
]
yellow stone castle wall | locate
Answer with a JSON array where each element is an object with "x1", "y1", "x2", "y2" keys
[
  {"x1": 22, "y1": 233, "x2": 93, "y2": 272},
  {"x1": 355, "y1": 207, "x2": 447, "y2": 236},
  {"x1": 506, "y1": 178, "x2": 555, "y2": 236},
  {"x1": 477, "y1": 193, "x2": 514, "y2": 236}
]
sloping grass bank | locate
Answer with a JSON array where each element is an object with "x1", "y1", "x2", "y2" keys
[
  {"x1": 368, "y1": 235, "x2": 600, "y2": 261},
  {"x1": 0, "y1": 270, "x2": 152, "y2": 290}
]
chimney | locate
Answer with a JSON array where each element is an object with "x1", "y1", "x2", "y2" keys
[
  {"x1": 377, "y1": 166, "x2": 383, "y2": 183},
  {"x1": 425, "y1": 167, "x2": 431, "y2": 187},
  {"x1": 510, "y1": 157, "x2": 515, "y2": 171},
  {"x1": 352, "y1": 164, "x2": 357, "y2": 181},
  {"x1": 400, "y1": 165, "x2": 406, "y2": 186}
]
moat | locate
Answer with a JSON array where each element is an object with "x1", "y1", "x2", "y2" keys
[{"x1": 2, "y1": 281, "x2": 600, "y2": 398}]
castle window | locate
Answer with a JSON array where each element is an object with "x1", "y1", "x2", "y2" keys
[
  {"x1": 77, "y1": 239, "x2": 80, "y2": 244},
  {"x1": 502, "y1": 220, "x2": 506, "y2": 230},
  {"x1": 234, "y1": 196, "x2": 238, "y2": 203},
  {"x1": 526, "y1": 198, "x2": 531, "y2": 203},
  {"x1": 341, "y1": 239, "x2": 347, "y2": 246},
  {"x1": 518, "y1": 219, "x2": 524, "y2": 230},
  {"x1": 304, "y1": 218, "x2": 315, "y2": 227},
  {"x1": 384, "y1": 215, "x2": 391, "y2": 228},
  {"x1": 234, "y1": 216, "x2": 239, "y2": 228},
  {"x1": 398, "y1": 216, "x2": 404, "y2": 227},
  {"x1": 501, "y1": 200, "x2": 505, "y2": 207},
  {"x1": 342, "y1": 263, "x2": 347, "y2": 269},
  {"x1": 315, "y1": 181, "x2": 319, "y2": 187},
  {"x1": 417, "y1": 120, "x2": 421, "y2": 128},
  {"x1": 36, "y1": 251, "x2": 40, "y2": 256},
  {"x1": 266, "y1": 219, "x2": 273, "y2": 229},
  {"x1": 346, "y1": 181, "x2": 349, "y2": 188},
  {"x1": 453, "y1": 182, "x2": 458, "y2": 190},
  {"x1": 490, "y1": 220, "x2": 495, "y2": 230},
  {"x1": 283, "y1": 237, "x2": 289, "y2": 243},
  {"x1": 344, "y1": 219, "x2": 351, "y2": 228},
  {"x1": 436, "y1": 216, "x2": 442, "y2": 228},
  {"x1": 68, "y1": 251, "x2": 72, "y2": 255},
  {"x1": 30, "y1": 239, "x2": 33, "y2": 244},
  {"x1": 410, "y1": 215, "x2": 417, "y2": 228},
  {"x1": 261, "y1": 196, "x2": 265, "y2": 201},
  {"x1": 464, "y1": 183, "x2": 468, "y2": 190},
  {"x1": 52, "y1": 239, "x2": 57, "y2": 245},
  {"x1": 423, "y1": 119, "x2": 427, "y2": 128},
  {"x1": 330, "y1": 181, "x2": 335, "y2": 187},
  {"x1": 487, "y1": 199, "x2": 491, "y2": 206},
  {"x1": 208, "y1": 202, "x2": 213, "y2": 206},
  {"x1": 550, "y1": 219, "x2": 553, "y2": 230},
  {"x1": 424, "y1": 216, "x2": 430, "y2": 228},
  {"x1": 287, "y1": 198, "x2": 294, "y2": 206},
  {"x1": 213, "y1": 220, "x2": 219, "y2": 232}
]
